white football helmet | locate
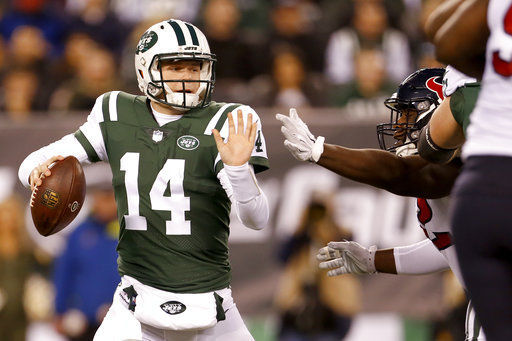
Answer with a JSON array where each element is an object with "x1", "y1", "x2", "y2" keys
[{"x1": 135, "y1": 19, "x2": 216, "y2": 110}]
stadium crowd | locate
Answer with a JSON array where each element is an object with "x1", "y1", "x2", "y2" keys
[{"x1": 0, "y1": 0, "x2": 444, "y2": 120}]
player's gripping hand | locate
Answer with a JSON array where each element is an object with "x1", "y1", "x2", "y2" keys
[
  {"x1": 29, "y1": 155, "x2": 64, "y2": 191},
  {"x1": 275, "y1": 108, "x2": 325, "y2": 162},
  {"x1": 213, "y1": 109, "x2": 258, "y2": 166},
  {"x1": 317, "y1": 241, "x2": 377, "y2": 276}
]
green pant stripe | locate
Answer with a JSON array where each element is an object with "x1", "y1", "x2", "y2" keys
[
  {"x1": 74, "y1": 130, "x2": 100, "y2": 162},
  {"x1": 185, "y1": 23, "x2": 199, "y2": 46},
  {"x1": 168, "y1": 21, "x2": 186, "y2": 45}
]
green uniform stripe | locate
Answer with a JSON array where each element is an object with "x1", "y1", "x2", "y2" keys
[
  {"x1": 102, "y1": 92, "x2": 112, "y2": 122},
  {"x1": 449, "y1": 82, "x2": 480, "y2": 135},
  {"x1": 185, "y1": 23, "x2": 199, "y2": 46},
  {"x1": 214, "y1": 104, "x2": 240, "y2": 132},
  {"x1": 74, "y1": 130, "x2": 100, "y2": 162},
  {"x1": 168, "y1": 21, "x2": 186, "y2": 45}
]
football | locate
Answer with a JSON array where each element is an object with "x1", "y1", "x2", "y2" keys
[{"x1": 30, "y1": 156, "x2": 86, "y2": 236}]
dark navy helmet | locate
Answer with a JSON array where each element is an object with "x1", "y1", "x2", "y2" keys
[{"x1": 377, "y1": 68, "x2": 445, "y2": 156}]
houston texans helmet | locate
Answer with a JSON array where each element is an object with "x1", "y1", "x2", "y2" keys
[{"x1": 377, "y1": 68, "x2": 445, "y2": 156}]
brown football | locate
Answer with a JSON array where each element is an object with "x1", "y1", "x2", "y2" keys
[{"x1": 30, "y1": 156, "x2": 86, "y2": 236}]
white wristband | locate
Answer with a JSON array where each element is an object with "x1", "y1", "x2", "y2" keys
[{"x1": 311, "y1": 136, "x2": 325, "y2": 162}]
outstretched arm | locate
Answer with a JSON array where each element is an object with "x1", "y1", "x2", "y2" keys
[
  {"x1": 317, "y1": 239, "x2": 449, "y2": 276},
  {"x1": 277, "y1": 108, "x2": 459, "y2": 199}
]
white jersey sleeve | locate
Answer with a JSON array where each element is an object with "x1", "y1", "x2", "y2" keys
[
  {"x1": 394, "y1": 239, "x2": 450, "y2": 275},
  {"x1": 18, "y1": 95, "x2": 108, "y2": 188},
  {"x1": 443, "y1": 65, "x2": 478, "y2": 97}
]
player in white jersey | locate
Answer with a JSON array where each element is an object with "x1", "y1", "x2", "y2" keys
[
  {"x1": 277, "y1": 68, "x2": 485, "y2": 340},
  {"x1": 432, "y1": 1, "x2": 512, "y2": 339}
]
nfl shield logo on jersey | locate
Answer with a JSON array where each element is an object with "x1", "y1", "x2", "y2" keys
[
  {"x1": 152, "y1": 130, "x2": 164, "y2": 143},
  {"x1": 177, "y1": 135, "x2": 200, "y2": 150}
]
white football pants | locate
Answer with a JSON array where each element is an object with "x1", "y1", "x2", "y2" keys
[{"x1": 93, "y1": 280, "x2": 254, "y2": 341}]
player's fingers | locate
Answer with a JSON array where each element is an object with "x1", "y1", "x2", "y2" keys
[
  {"x1": 317, "y1": 246, "x2": 331, "y2": 261},
  {"x1": 245, "y1": 113, "x2": 253, "y2": 137},
  {"x1": 212, "y1": 129, "x2": 224, "y2": 149},
  {"x1": 248, "y1": 119, "x2": 258, "y2": 145},
  {"x1": 227, "y1": 112, "x2": 235, "y2": 136},
  {"x1": 328, "y1": 241, "x2": 350, "y2": 251},
  {"x1": 327, "y1": 267, "x2": 347, "y2": 277},
  {"x1": 319, "y1": 258, "x2": 343, "y2": 270},
  {"x1": 289, "y1": 108, "x2": 297, "y2": 119},
  {"x1": 237, "y1": 109, "x2": 244, "y2": 135}
]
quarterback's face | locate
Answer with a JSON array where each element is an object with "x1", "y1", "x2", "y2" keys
[{"x1": 161, "y1": 60, "x2": 201, "y2": 94}]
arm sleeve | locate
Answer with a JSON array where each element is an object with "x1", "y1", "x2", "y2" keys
[
  {"x1": 18, "y1": 95, "x2": 107, "y2": 188},
  {"x1": 217, "y1": 164, "x2": 269, "y2": 230},
  {"x1": 394, "y1": 239, "x2": 450, "y2": 275}
]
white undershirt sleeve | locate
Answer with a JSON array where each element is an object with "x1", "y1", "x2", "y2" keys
[
  {"x1": 217, "y1": 163, "x2": 269, "y2": 230},
  {"x1": 18, "y1": 95, "x2": 107, "y2": 188},
  {"x1": 394, "y1": 239, "x2": 450, "y2": 275},
  {"x1": 18, "y1": 134, "x2": 90, "y2": 188}
]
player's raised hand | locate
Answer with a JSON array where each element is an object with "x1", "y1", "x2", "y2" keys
[
  {"x1": 317, "y1": 241, "x2": 377, "y2": 276},
  {"x1": 212, "y1": 109, "x2": 258, "y2": 166},
  {"x1": 275, "y1": 108, "x2": 325, "y2": 162},
  {"x1": 29, "y1": 155, "x2": 64, "y2": 191}
]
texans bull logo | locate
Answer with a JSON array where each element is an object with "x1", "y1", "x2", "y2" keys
[{"x1": 426, "y1": 76, "x2": 444, "y2": 101}]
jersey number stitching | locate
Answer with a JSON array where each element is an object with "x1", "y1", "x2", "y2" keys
[
  {"x1": 120, "y1": 152, "x2": 191, "y2": 235},
  {"x1": 492, "y1": 3, "x2": 512, "y2": 77}
]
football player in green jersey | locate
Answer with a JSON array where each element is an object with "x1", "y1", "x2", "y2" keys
[{"x1": 19, "y1": 19, "x2": 269, "y2": 340}]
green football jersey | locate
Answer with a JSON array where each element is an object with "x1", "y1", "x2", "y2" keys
[
  {"x1": 74, "y1": 91, "x2": 269, "y2": 293},
  {"x1": 449, "y1": 82, "x2": 481, "y2": 135}
]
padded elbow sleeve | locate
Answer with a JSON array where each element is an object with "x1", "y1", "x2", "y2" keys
[{"x1": 417, "y1": 125, "x2": 457, "y2": 164}]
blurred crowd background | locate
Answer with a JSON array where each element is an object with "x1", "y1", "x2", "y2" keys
[
  {"x1": 0, "y1": 0, "x2": 446, "y2": 120},
  {"x1": 0, "y1": 0, "x2": 467, "y2": 340}
]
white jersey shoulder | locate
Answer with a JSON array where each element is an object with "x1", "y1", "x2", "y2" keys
[
  {"x1": 443, "y1": 65, "x2": 477, "y2": 97},
  {"x1": 463, "y1": 0, "x2": 512, "y2": 159}
]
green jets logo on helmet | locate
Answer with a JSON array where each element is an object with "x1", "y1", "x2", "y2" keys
[
  {"x1": 136, "y1": 31, "x2": 158, "y2": 54},
  {"x1": 177, "y1": 135, "x2": 200, "y2": 150}
]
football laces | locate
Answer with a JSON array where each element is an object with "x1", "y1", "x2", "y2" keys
[{"x1": 30, "y1": 186, "x2": 38, "y2": 208}]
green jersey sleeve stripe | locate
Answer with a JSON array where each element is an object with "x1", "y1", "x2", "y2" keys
[
  {"x1": 215, "y1": 104, "x2": 241, "y2": 132},
  {"x1": 249, "y1": 156, "x2": 270, "y2": 174},
  {"x1": 204, "y1": 103, "x2": 234, "y2": 135},
  {"x1": 168, "y1": 21, "x2": 186, "y2": 45},
  {"x1": 185, "y1": 23, "x2": 199, "y2": 46},
  {"x1": 74, "y1": 130, "x2": 101, "y2": 162},
  {"x1": 102, "y1": 92, "x2": 112, "y2": 122}
]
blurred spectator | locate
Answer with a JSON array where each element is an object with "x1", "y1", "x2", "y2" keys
[
  {"x1": 202, "y1": 0, "x2": 262, "y2": 81},
  {"x1": 0, "y1": 0, "x2": 68, "y2": 58},
  {"x1": 49, "y1": 46, "x2": 121, "y2": 111},
  {"x1": 52, "y1": 184, "x2": 119, "y2": 341},
  {"x1": 274, "y1": 198, "x2": 361, "y2": 341},
  {"x1": 251, "y1": 46, "x2": 326, "y2": 107},
  {"x1": 325, "y1": 0, "x2": 412, "y2": 85},
  {"x1": 268, "y1": 0, "x2": 326, "y2": 73},
  {"x1": 328, "y1": 48, "x2": 395, "y2": 110},
  {"x1": 202, "y1": 0, "x2": 267, "y2": 104},
  {"x1": 0, "y1": 195, "x2": 36, "y2": 341},
  {"x1": 65, "y1": 0, "x2": 127, "y2": 56},
  {"x1": 0, "y1": 67, "x2": 41, "y2": 120}
]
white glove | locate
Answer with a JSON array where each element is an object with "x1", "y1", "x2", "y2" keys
[
  {"x1": 275, "y1": 108, "x2": 325, "y2": 162},
  {"x1": 317, "y1": 241, "x2": 377, "y2": 276}
]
